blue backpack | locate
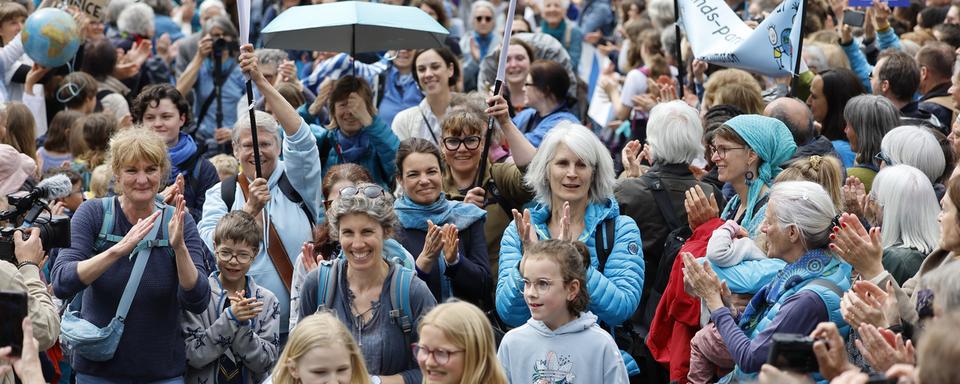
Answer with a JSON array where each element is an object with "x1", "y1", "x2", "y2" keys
[{"x1": 315, "y1": 258, "x2": 416, "y2": 346}]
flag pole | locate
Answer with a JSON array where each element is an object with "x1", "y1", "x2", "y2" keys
[
  {"x1": 674, "y1": 0, "x2": 684, "y2": 98},
  {"x1": 790, "y1": 0, "x2": 807, "y2": 98},
  {"x1": 475, "y1": 0, "x2": 517, "y2": 189},
  {"x1": 238, "y1": 0, "x2": 262, "y2": 178}
]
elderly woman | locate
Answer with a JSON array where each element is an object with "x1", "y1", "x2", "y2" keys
[
  {"x1": 806, "y1": 68, "x2": 867, "y2": 167},
  {"x1": 614, "y1": 101, "x2": 725, "y2": 325},
  {"x1": 441, "y1": 108, "x2": 533, "y2": 274},
  {"x1": 492, "y1": 118, "x2": 645, "y2": 375},
  {"x1": 460, "y1": 0, "x2": 499, "y2": 91},
  {"x1": 199, "y1": 43, "x2": 323, "y2": 339},
  {"x1": 392, "y1": 48, "x2": 461, "y2": 145},
  {"x1": 177, "y1": 15, "x2": 246, "y2": 156},
  {"x1": 863, "y1": 165, "x2": 942, "y2": 284},
  {"x1": 299, "y1": 183, "x2": 438, "y2": 384},
  {"x1": 52, "y1": 127, "x2": 211, "y2": 383},
  {"x1": 393, "y1": 137, "x2": 491, "y2": 306},
  {"x1": 314, "y1": 76, "x2": 400, "y2": 189},
  {"x1": 540, "y1": 0, "x2": 582, "y2": 71},
  {"x1": 843, "y1": 95, "x2": 901, "y2": 192},
  {"x1": 879, "y1": 125, "x2": 947, "y2": 198},
  {"x1": 132, "y1": 84, "x2": 220, "y2": 221},
  {"x1": 683, "y1": 181, "x2": 852, "y2": 381}
]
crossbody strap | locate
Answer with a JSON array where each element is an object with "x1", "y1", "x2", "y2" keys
[{"x1": 116, "y1": 206, "x2": 171, "y2": 320}]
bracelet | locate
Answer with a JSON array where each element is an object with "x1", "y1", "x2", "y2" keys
[{"x1": 17, "y1": 261, "x2": 40, "y2": 269}]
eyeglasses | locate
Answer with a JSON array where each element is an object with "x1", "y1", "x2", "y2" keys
[
  {"x1": 708, "y1": 145, "x2": 746, "y2": 159},
  {"x1": 340, "y1": 185, "x2": 385, "y2": 199},
  {"x1": 412, "y1": 344, "x2": 464, "y2": 365},
  {"x1": 442, "y1": 136, "x2": 482, "y2": 151},
  {"x1": 475, "y1": 15, "x2": 493, "y2": 22},
  {"x1": 874, "y1": 151, "x2": 893, "y2": 165},
  {"x1": 216, "y1": 249, "x2": 254, "y2": 264},
  {"x1": 521, "y1": 278, "x2": 557, "y2": 294}
]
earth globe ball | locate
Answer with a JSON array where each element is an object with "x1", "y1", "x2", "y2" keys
[{"x1": 21, "y1": 8, "x2": 81, "y2": 68}]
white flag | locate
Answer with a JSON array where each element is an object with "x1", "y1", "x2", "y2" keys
[
  {"x1": 680, "y1": 0, "x2": 804, "y2": 77},
  {"x1": 238, "y1": 0, "x2": 251, "y2": 46}
]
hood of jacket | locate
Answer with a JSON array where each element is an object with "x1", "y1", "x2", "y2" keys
[{"x1": 527, "y1": 311, "x2": 599, "y2": 336}]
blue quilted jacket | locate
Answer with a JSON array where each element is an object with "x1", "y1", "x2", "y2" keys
[{"x1": 496, "y1": 198, "x2": 645, "y2": 374}]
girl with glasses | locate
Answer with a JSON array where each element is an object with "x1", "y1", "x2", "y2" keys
[
  {"x1": 299, "y1": 183, "x2": 437, "y2": 384},
  {"x1": 498, "y1": 240, "x2": 629, "y2": 384},
  {"x1": 414, "y1": 301, "x2": 508, "y2": 384},
  {"x1": 393, "y1": 138, "x2": 492, "y2": 308}
]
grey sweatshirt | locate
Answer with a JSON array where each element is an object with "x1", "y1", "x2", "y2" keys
[
  {"x1": 182, "y1": 274, "x2": 281, "y2": 384},
  {"x1": 497, "y1": 311, "x2": 629, "y2": 384}
]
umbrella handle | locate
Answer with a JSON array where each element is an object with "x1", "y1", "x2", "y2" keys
[
  {"x1": 246, "y1": 80, "x2": 263, "y2": 179},
  {"x1": 474, "y1": 79, "x2": 503, "y2": 189}
]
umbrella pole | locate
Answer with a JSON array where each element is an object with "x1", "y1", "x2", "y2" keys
[
  {"x1": 246, "y1": 80, "x2": 263, "y2": 178},
  {"x1": 351, "y1": 24, "x2": 356, "y2": 77},
  {"x1": 474, "y1": 79, "x2": 502, "y2": 189}
]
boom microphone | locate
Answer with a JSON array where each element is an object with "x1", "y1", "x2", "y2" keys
[{"x1": 32, "y1": 174, "x2": 74, "y2": 200}]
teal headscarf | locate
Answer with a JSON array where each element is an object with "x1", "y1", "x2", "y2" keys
[{"x1": 721, "y1": 115, "x2": 797, "y2": 229}]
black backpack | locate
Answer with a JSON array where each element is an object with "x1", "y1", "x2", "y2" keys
[{"x1": 220, "y1": 172, "x2": 316, "y2": 228}]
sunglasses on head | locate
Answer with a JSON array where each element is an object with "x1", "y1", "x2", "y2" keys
[{"x1": 339, "y1": 185, "x2": 386, "y2": 199}]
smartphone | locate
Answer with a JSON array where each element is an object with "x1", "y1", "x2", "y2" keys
[
  {"x1": 843, "y1": 9, "x2": 866, "y2": 27},
  {"x1": 767, "y1": 333, "x2": 819, "y2": 373},
  {"x1": 0, "y1": 291, "x2": 28, "y2": 357}
]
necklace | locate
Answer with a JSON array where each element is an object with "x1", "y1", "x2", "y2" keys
[{"x1": 347, "y1": 287, "x2": 380, "y2": 346}]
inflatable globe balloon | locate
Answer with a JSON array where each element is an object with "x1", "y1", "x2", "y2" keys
[{"x1": 21, "y1": 8, "x2": 80, "y2": 68}]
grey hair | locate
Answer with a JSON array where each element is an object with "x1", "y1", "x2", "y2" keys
[
  {"x1": 141, "y1": 0, "x2": 173, "y2": 16},
  {"x1": 768, "y1": 181, "x2": 838, "y2": 250},
  {"x1": 471, "y1": 0, "x2": 496, "y2": 15},
  {"x1": 901, "y1": 40, "x2": 921, "y2": 59},
  {"x1": 199, "y1": 0, "x2": 227, "y2": 17},
  {"x1": 870, "y1": 165, "x2": 940, "y2": 254},
  {"x1": 843, "y1": 95, "x2": 900, "y2": 165},
  {"x1": 647, "y1": 0, "x2": 675, "y2": 29},
  {"x1": 203, "y1": 15, "x2": 239, "y2": 39},
  {"x1": 524, "y1": 121, "x2": 616, "y2": 205},
  {"x1": 117, "y1": 3, "x2": 155, "y2": 36},
  {"x1": 804, "y1": 44, "x2": 829, "y2": 73},
  {"x1": 325, "y1": 183, "x2": 399, "y2": 240},
  {"x1": 106, "y1": 0, "x2": 135, "y2": 27},
  {"x1": 660, "y1": 26, "x2": 677, "y2": 59},
  {"x1": 919, "y1": 262, "x2": 960, "y2": 314},
  {"x1": 647, "y1": 101, "x2": 704, "y2": 165},
  {"x1": 232, "y1": 110, "x2": 280, "y2": 144},
  {"x1": 256, "y1": 49, "x2": 289, "y2": 68},
  {"x1": 881, "y1": 126, "x2": 946, "y2": 184},
  {"x1": 542, "y1": 0, "x2": 571, "y2": 13}
]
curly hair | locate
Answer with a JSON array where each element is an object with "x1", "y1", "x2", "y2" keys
[
  {"x1": 325, "y1": 182, "x2": 399, "y2": 241},
  {"x1": 131, "y1": 84, "x2": 193, "y2": 126}
]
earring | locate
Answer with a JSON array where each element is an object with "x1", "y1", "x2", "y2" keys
[{"x1": 745, "y1": 170, "x2": 755, "y2": 181}]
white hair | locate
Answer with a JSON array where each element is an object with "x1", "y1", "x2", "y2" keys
[
  {"x1": 768, "y1": 181, "x2": 838, "y2": 250},
  {"x1": 870, "y1": 165, "x2": 940, "y2": 254},
  {"x1": 647, "y1": 101, "x2": 704, "y2": 165},
  {"x1": 647, "y1": 0, "x2": 675, "y2": 30},
  {"x1": 232, "y1": 110, "x2": 280, "y2": 144},
  {"x1": 541, "y1": 0, "x2": 571, "y2": 12},
  {"x1": 199, "y1": 0, "x2": 227, "y2": 17},
  {"x1": 524, "y1": 121, "x2": 616, "y2": 205},
  {"x1": 881, "y1": 126, "x2": 946, "y2": 184},
  {"x1": 106, "y1": 0, "x2": 135, "y2": 27},
  {"x1": 471, "y1": 0, "x2": 496, "y2": 15},
  {"x1": 117, "y1": 3, "x2": 155, "y2": 37}
]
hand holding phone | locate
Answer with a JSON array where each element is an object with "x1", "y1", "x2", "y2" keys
[
  {"x1": 843, "y1": 9, "x2": 866, "y2": 27},
  {"x1": 0, "y1": 291, "x2": 27, "y2": 357}
]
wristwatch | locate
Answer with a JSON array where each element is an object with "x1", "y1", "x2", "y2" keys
[{"x1": 370, "y1": 376, "x2": 382, "y2": 384}]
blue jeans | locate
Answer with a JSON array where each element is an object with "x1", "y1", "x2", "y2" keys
[{"x1": 76, "y1": 374, "x2": 185, "y2": 384}]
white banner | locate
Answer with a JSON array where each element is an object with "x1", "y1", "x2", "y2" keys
[{"x1": 679, "y1": 0, "x2": 804, "y2": 77}]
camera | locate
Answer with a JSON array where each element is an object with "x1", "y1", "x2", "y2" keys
[
  {"x1": 0, "y1": 189, "x2": 71, "y2": 265},
  {"x1": 212, "y1": 38, "x2": 240, "y2": 57},
  {"x1": 767, "y1": 333, "x2": 819, "y2": 373}
]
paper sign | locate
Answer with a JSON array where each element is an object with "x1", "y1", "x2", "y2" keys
[
  {"x1": 848, "y1": 0, "x2": 909, "y2": 8},
  {"x1": 71, "y1": 0, "x2": 108, "y2": 21}
]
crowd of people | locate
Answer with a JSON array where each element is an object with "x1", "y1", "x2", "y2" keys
[{"x1": 1, "y1": 0, "x2": 960, "y2": 382}]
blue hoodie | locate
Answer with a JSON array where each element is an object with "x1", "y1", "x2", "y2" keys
[
  {"x1": 498, "y1": 311, "x2": 629, "y2": 384},
  {"x1": 497, "y1": 198, "x2": 644, "y2": 375}
]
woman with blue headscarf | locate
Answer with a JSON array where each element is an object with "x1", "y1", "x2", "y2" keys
[{"x1": 393, "y1": 138, "x2": 492, "y2": 307}]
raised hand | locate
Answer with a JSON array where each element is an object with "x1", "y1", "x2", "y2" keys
[
  {"x1": 681, "y1": 253, "x2": 724, "y2": 310},
  {"x1": 421, "y1": 220, "x2": 444, "y2": 260},
  {"x1": 464, "y1": 187, "x2": 486, "y2": 209},
  {"x1": 161, "y1": 174, "x2": 185, "y2": 204},
  {"x1": 239, "y1": 44, "x2": 264, "y2": 84},
  {"x1": 620, "y1": 140, "x2": 645, "y2": 179},
  {"x1": 243, "y1": 178, "x2": 272, "y2": 217},
  {"x1": 557, "y1": 201, "x2": 573, "y2": 241},
  {"x1": 485, "y1": 94, "x2": 512, "y2": 127},
  {"x1": 168, "y1": 195, "x2": 187, "y2": 251},
  {"x1": 512, "y1": 208, "x2": 538, "y2": 245},
  {"x1": 841, "y1": 280, "x2": 890, "y2": 328},
  {"x1": 301, "y1": 242, "x2": 319, "y2": 272},
  {"x1": 855, "y1": 324, "x2": 914, "y2": 373},
  {"x1": 841, "y1": 176, "x2": 865, "y2": 217},
  {"x1": 347, "y1": 93, "x2": 373, "y2": 127},
  {"x1": 810, "y1": 322, "x2": 855, "y2": 380},
  {"x1": 684, "y1": 184, "x2": 719, "y2": 230},
  {"x1": 829, "y1": 213, "x2": 884, "y2": 279},
  {"x1": 441, "y1": 224, "x2": 460, "y2": 264},
  {"x1": 112, "y1": 210, "x2": 161, "y2": 256}
]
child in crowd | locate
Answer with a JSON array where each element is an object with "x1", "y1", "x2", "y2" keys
[
  {"x1": 87, "y1": 164, "x2": 112, "y2": 199},
  {"x1": 209, "y1": 153, "x2": 240, "y2": 181},
  {"x1": 36, "y1": 111, "x2": 81, "y2": 175},
  {"x1": 182, "y1": 211, "x2": 281, "y2": 384},
  {"x1": 416, "y1": 301, "x2": 508, "y2": 384},
  {"x1": 267, "y1": 312, "x2": 371, "y2": 384},
  {"x1": 69, "y1": 113, "x2": 116, "y2": 190},
  {"x1": 497, "y1": 240, "x2": 629, "y2": 384}
]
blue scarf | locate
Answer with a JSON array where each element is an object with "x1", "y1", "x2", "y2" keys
[
  {"x1": 738, "y1": 248, "x2": 839, "y2": 333},
  {"x1": 169, "y1": 132, "x2": 198, "y2": 181},
  {"x1": 394, "y1": 192, "x2": 486, "y2": 231},
  {"x1": 474, "y1": 31, "x2": 493, "y2": 60},
  {"x1": 541, "y1": 19, "x2": 568, "y2": 48},
  {"x1": 335, "y1": 129, "x2": 369, "y2": 163}
]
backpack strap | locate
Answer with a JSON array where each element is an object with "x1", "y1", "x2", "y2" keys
[
  {"x1": 95, "y1": 197, "x2": 125, "y2": 251},
  {"x1": 277, "y1": 172, "x2": 316, "y2": 227},
  {"x1": 222, "y1": 175, "x2": 238, "y2": 212},
  {"x1": 316, "y1": 259, "x2": 339, "y2": 312},
  {"x1": 805, "y1": 278, "x2": 843, "y2": 297},
  {"x1": 115, "y1": 206, "x2": 170, "y2": 320},
  {"x1": 595, "y1": 218, "x2": 616, "y2": 273},
  {"x1": 643, "y1": 174, "x2": 682, "y2": 231},
  {"x1": 390, "y1": 266, "x2": 415, "y2": 347}
]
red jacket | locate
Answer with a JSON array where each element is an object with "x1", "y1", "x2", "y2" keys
[{"x1": 646, "y1": 218, "x2": 725, "y2": 383}]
